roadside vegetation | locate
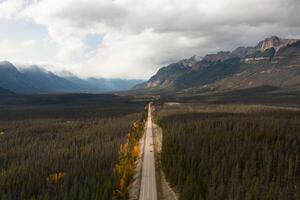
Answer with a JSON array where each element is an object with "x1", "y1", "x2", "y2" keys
[
  {"x1": 114, "y1": 119, "x2": 145, "y2": 199},
  {"x1": 0, "y1": 94, "x2": 145, "y2": 200},
  {"x1": 157, "y1": 103, "x2": 300, "y2": 200}
]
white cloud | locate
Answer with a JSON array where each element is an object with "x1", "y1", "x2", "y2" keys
[
  {"x1": 83, "y1": 29, "x2": 207, "y2": 78},
  {"x1": 1, "y1": 0, "x2": 300, "y2": 78},
  {"x1": 0, "y1": 0, "x2": 25, "y2": 18},
  {"x1": 0, "y1": 36, "x2": 56, "y2": 64}
]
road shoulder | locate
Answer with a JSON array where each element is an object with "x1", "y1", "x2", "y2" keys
[{"x1": 153, "y1": 122, "x2": 178, "y2": 200}]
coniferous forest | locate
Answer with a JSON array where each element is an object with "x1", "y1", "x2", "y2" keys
[
  {"x1": 0, "y1": 94, "x2": 145, "y2": 200},
  {"x1": 158, "y1": 105, "x2": 300, "y2": 200},
  {"x1": 1, "y1": 93, "x2": 300, "y2": 200}
]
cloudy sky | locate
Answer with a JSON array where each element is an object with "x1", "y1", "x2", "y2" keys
[{"x1": 0, "y1": 0, "x2": 300, "y2": 79}]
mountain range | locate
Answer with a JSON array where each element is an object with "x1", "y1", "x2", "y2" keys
[
  {"x1": 134, "y1": 36, "x2": 300, "y2": 95},
  {"x1": 0, "y1": 61, "x2": 143, "y2": 94},
  {"x1": 2, "y1": 36, "x2": 300, "y2": 96}
]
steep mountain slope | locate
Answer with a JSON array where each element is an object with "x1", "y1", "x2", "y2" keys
[
  {"x1": 135, "y1": 36, "x2": 300, "y2": 93},
  {"x1": 0, "y1": 61, "x2": 36, "y2": 93},
  {"x1": 134, "y1": 56, "x2": 201, "y2": 90},
  {"x1": 205, "y1": 41, "x2": 300, "y2": 92}
]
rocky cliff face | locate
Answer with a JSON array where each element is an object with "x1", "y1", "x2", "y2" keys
[
  {"x1": 256, "y1": 36, "x2": 297, "y2": 52},
  {"x1": 135, "y1": 36, "x2": 300, "y2": 93}
]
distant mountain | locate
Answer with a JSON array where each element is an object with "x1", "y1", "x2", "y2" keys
[
  {"x1": 62, "y1": 72, "x2": 144, "y2": 92},
  {"x1": 19, "y1": 66, "x2": 79, "y2": 93},
  {"x1": 134, "y1": 36, "x2": 300, "y2": 94},
  {"x1": 0, "y1": 62, "x2": 144, "y2": 94},
  {"x1": 0, "y1": 86, "x2": 14, "y2": 96},
  {"x1": 0, "y1": 61, "x2": 34, "y2": 93}
]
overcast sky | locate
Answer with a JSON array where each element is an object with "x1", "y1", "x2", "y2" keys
[{"x1": 0, "y1": 0, "x2": 300, "y2": 79}]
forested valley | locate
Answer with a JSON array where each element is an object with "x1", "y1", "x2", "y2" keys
[
  {"x1": 0, "y1": 94, "x2": 146, "y2": 200},
  {"x1": 158, "y1": 104, "x2": 300, "y2": 200}
]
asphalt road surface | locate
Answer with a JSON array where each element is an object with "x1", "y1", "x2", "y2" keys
[{"x1": 139, "y1": 104, "x2": 157, "y2": 200}]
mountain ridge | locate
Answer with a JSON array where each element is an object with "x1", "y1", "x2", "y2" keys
[{"x1": 134, "y1": 36, "x2": 300, "y2": 94}]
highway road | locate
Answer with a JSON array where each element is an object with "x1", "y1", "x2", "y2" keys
[{"x1": 139, "y1": 104, "x2": 157, "y2": 200}]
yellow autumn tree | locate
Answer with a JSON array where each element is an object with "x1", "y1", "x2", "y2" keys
[
  {"x1": 114, "y1": 119, "x2": 145, "y2": 199},
  {"x1": 47, "y1": 172, "x2": 66, "y2": 184}
]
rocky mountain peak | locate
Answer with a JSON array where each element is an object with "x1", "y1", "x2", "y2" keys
[
  {"x1": 203, "y1": 51, "x2": 236, "y2": 63},
  {"x1": 179, "y1": 55, "x2": 203, "y2": 68},
  {"x1": 189, "y1": 55, "x2": 202, "y2": 62},
  {"x1": 257, "y1": 36, "x2": 298, "y2": 52}
]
